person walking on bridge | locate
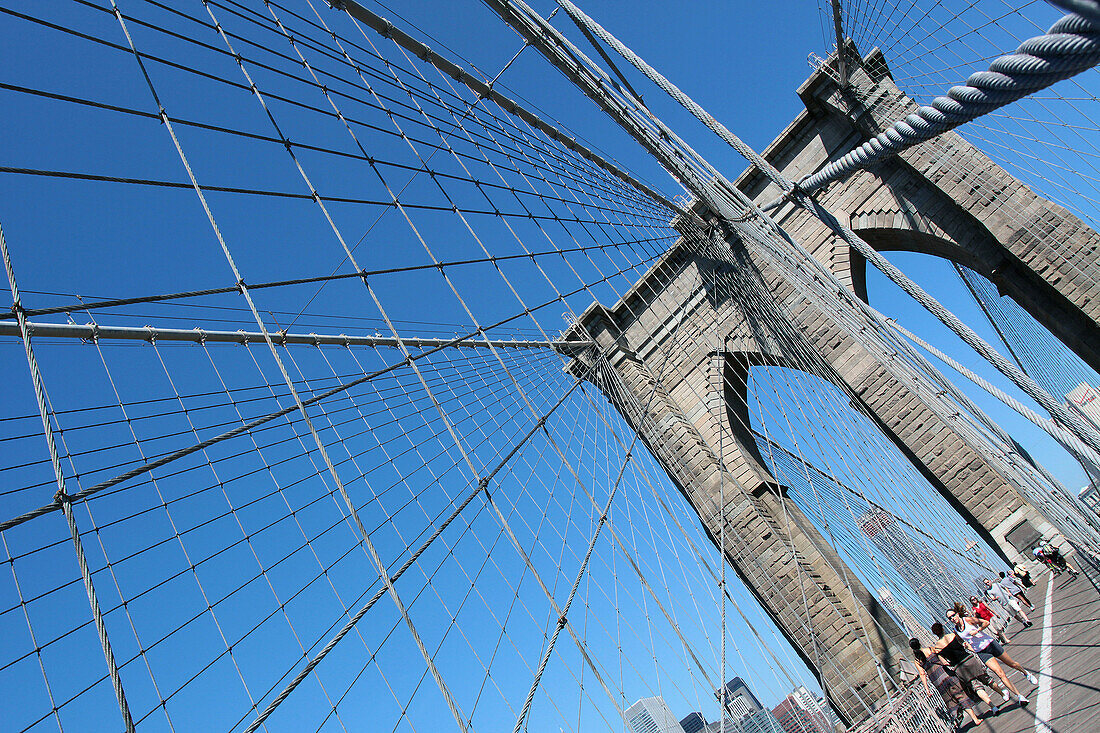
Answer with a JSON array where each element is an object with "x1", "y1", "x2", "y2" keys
[
  {"x1": 969, "y1": 595, "x2": 1008, "y2": 644},
  {"x1": 1012, "y1": 562, "x2": 1034, "y2": 590},
  {"x1": 998, "y1": 571, "x2": 1033, "y2": 611},
  {"x1": 983, "y1": 577, "x2": 1032, "y2": 628},
  {"x1": 929, "y1": 621, "x2": 1008, "y2": 715},
  {"x1": 948, "y1": 604, "x2": 1034, "y2": 707},
  {"x1": 910, "y1": 638, "x2": 983, "y2": 730}
]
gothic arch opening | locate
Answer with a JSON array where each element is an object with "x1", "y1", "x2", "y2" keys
[
  {"x1": 853, "y1": 244, "x2": 1100, "y2": 498},
  {"x1": 737, "y1": 363, "x2": 1000, "y2": 632},
  {"x1": 847, "y1": 217, "x2": 1100, "y2": 376}
]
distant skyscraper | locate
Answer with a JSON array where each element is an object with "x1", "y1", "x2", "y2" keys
[
  {"x1": 772, "y1": 698, "x2": 820, "y2": 733},
  {"x1": 878, "y1": 587, "x2": 935, "y2": 645},
  {"x1": 626, "y1": 697, "x2": 683, "y2": 733},
  {"x1": 858, "y1": 508, "x2": 971, "y2": 619},
  {"x1": 718, "y1": 677, "x2": 764, "y2": 722},
  {"x1": 736, "y1": 709, "x2": 785, "y2": 733},
  {"x1": 771, "y1": 686, "x2": 834, "y2": 733},
  {"x1": 680, "y1": 712, "x2": 707, "y2": 733}
]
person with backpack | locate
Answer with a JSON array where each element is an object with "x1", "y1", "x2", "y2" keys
[
  {"x1": 998, "y1": 571, "x2": 1033, "y2": 610},
  {"x1": 983, "y1": 577, "x2": 1032, "y2": 628}
]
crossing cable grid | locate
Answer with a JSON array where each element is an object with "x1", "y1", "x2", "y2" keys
[
  {"x1": 0, "y1": 2, "x2": 843, "y2": 730},
  {"x1": 549, "y1": 0, "x2": 1100, "y2": 465},
  {"x1": 0, "y1": 254, "x2": 963, "y2": 726},
  {"x1": 55, "y1": 0, "x2": 998, "y2": 704},
  {"x1": 0, "y1": 0, "x2": 673, "y2": 530},
  {"x1": 6, "y1": 316, "x2": 783, "y2": 726},
  {"x1": 2, "y1": 1, "x2": 1100, "y2": 730},
  {"x1": 246, "y1": 4, "x2": 770, "y2": 723},
  {"x1": 316, "y1": 31, "x2": 875, "y2": 708}
]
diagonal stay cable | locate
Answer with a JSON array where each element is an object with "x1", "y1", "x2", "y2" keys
[
  {"x1": 240, "y1": 368, "x2": 589, "y2": 733},
  {"x1": 0, "y1": 222, "x2": 136, "y2": 731},
  {"x1": 0, "y1": 256, "x2": 657, "y2": 534},
  {"x1": 509, "y1": 274, "x2": 697, "y2": 730}
]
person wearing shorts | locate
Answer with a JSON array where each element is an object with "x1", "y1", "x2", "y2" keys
[
  {"x1": 929, "y1": 621, "x2": 1006, "y2": 714},
  {"x1": 984, "y1": 577, "x2": 1032, "y2": 627},
  {"x1": 949, "y1": 604, "x2": 1034, "y2": 706}
]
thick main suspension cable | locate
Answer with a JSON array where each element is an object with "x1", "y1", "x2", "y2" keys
[
  {"x1": 549, "y1": 0, "x2": 1100, "y2": 463},
  {"x1": 795, "y1": 12, "x2": 1100, "y2": 193}
]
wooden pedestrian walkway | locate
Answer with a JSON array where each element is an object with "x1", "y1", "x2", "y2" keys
[{"x1": 953, "y1": 560, "x2": 1100, "y2": 733}]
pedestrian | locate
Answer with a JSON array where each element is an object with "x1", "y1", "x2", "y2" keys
[
  {"x1": 983, "y1": 577, "x2": 1032, "y2": 628},
  {"x1": 1012, "y1": 562, "x2": 1034, "y2": 588},
  {"x1": 910, "y1": 638, "x2": 983, "y2": 730},
  {"x1": 929, "y1": 621, "x2": 1008, "y2": 715},
  {"x1": 998, "y1": 571, "x2": 1033, "y2": 610},
  {"x1": 969, "y1": 595, "x2": 1008, "y2": 644},
  {"x1": 949, "y1": 604, "x2": 1035, "y2": 707}
]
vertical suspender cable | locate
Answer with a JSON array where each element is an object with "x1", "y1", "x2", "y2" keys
[{"x1": 549, "y1": 0, "x2": 1100, "y2": 464}]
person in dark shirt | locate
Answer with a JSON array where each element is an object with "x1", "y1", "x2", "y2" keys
[
  {"x1": 929, "y1": 621, "x2": 1007, "y2": 714},
  {"x1": 910, "y1": 638, "x2": 982, "y2": 729}
]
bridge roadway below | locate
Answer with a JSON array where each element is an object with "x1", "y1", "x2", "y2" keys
[{"x1": 939, "y1": 557, "x2": 1100, "y2": 733}]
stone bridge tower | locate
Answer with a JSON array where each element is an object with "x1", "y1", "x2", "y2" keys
[{"x1": 563, "y1": 48, "x2": 1100, "y2": 723}]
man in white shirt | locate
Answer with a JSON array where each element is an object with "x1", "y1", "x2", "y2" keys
[{"x1": 984, "y1": 577, "x2": 1032, "y2": 628}]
